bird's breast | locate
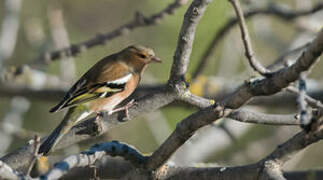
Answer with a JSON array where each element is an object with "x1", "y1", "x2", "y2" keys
[{"x1": 89, "y1": 74, "x2": 139, "y2": 113}]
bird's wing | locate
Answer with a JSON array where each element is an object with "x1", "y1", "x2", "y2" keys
[
  {"x1": 50, "y1": 68, "x2": 133, "y2": 113},
  {"x1": 50, "y1": 73, "x2": 133, "y2": 113}
]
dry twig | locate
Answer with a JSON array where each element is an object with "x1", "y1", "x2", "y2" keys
[
  {"x1": 228, "y1": 0, "x2": 271, "y2": 76},
  {"x1": 26, "y1": 135, "x2": 41, "y2": 176},
  {"x1": 192, "y1": 3, "x2": 323, "y2": 79}
]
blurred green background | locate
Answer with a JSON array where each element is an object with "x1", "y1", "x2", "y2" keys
[{"x1": 0, "y1": 0, "x2": 322, "y2": 171}]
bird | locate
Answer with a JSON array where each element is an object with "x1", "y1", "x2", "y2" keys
[{"x1": 38, "y1": 45, "x2": 161, "y2": 155}]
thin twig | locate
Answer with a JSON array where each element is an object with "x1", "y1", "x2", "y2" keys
[
  {"x1": 192, "y1": 3, "x2": 323, "y2": 79},
  {"x1": 26, "y1": 135, "x2": 41, "y2": 176},
  {"x1": 23, "y1": 0, "x2": 187, "y2": 68},
  {"x1": 297, "y1": 73, "x2": 312, "y2": 131},
  {"x1": 228, "y1": 0, "x2": 271, "y2": 76},
  {"x1": 287, "y1": 86, "x2": 323, "y2": 110},
  {"x1": 228, "y1": 110, "x2": 300, "y2": 125}
]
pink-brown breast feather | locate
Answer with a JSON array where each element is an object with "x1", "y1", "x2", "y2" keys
[{"x1": 88, "y1": 73, "x2": 139, "y2": 112}]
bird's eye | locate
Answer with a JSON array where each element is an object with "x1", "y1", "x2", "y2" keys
[{"x1": 138, "y1": 53, "x2": 147, "y2": 58}]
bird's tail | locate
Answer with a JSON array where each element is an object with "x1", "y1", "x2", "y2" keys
[
  {"x1": 39, "y1": 107, "x2": 91, "y2": 155},
  {"x1": 38, "y1": 120, "x2": 66, "y2": 155}
]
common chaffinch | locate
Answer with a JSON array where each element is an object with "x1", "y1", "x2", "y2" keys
[{"x1": 38, "y1": 45, "x2": 161, "y2": 155}]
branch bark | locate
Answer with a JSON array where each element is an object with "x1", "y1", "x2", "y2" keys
[
  {"x1": 27, "y1": 0, "x2": 187, "y2": 66},
  {"x1": 228, "y1": 0, "x2": 271, "y2": 76},
  {"x1": 169, "y1": 0, "x2": 213, "y2": 84},
  {"x1": 145, "y1": 29, "x2": 323, "y2": 171},
  {"x1": 192, "y1": 3, "x2": 323, "y2": 79},
  {"x1": 0, "y1": 88, "x2": 176, "y2": 172}
]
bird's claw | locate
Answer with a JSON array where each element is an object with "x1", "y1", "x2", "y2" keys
[
  {"x1": 96, "y1": 111, "x2": 105, "y2": 120},
  {"x1": 110, "y1": 99, "x2": 137, "y2": 120},
  {"x1": 123, "y1": 99, "x2": 137, "y2": 119}
]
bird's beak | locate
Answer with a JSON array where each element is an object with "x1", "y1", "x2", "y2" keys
[{"x1": 151, "y1": 56, "x2": 162, "y2": 63}]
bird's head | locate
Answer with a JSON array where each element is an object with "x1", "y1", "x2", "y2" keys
[{"x1": 123, "y1": 45, "x2": 161, "y2": 67}]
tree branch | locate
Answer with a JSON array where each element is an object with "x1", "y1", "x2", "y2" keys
[
  {"x1": 169, "y1": 0, "x2": 213, "y2": 84},
  {"x1": 228, "y1": 0, "x2": 271, "y2": 76},
  {"x1": 0, "y1": 160, "x2": 22, "y2": 180},
  {"x1": 287, "y1": 86, "x2": 323, "y2": 111},
  {"x1": 0, "y1": 88, "x2": 176, "y2": 172},
  {"x1": 192, "y1": 3, "x2": 323, "y2": 79},
  {"x1": 145, "y1": 29, "x2": 323, "y2": 171},
  {"x1": 41, "y1": 141, "x2": 147, "y2": 179},
  {"x1": 228, "y1": 110, "x2": 300, "y2": 125},
  {"x1": 1, "y1": 2, "x2": 323, "y2": 179},
  {"x1": 24, "y1": 0, "x2": 187, "y2": 68}
]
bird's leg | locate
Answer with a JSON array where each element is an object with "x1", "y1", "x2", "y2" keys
[
  {"x1": 109, "y1": 99, "x2": 137, "y2": 118},
  {"x1": 96, "y1": 111, "x2": 105, "y2": 121}
]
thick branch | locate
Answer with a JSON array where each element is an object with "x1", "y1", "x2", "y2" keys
[
  {"x1": 164, "y1": 166, "x2": 323, "y2": 180},
  {"x1": 169, "y1": 0, "x2": 213, "y2": 84},
  {"x1": 1, "y1": 88, "x2": 176, "y2": 172},
  {"x1": 52, "y1": 159, "x2": 323, "y2": 180},
  {"x1": 41, "y1": 141, "x2": 147, "y2": 179},
  {"x1": 145, "y1": 29, "x2": 323, "y2": 171},
  {"x1": 267, "y1": 43, "x2": 310, "y2": 71}
]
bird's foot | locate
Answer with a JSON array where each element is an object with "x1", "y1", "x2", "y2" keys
[
  {"x1": 110, "y1": 99, "x2": 137, "y2": 119},
  {"x1": 96, "y1": 111, "x2": 105, "y2": 121}
]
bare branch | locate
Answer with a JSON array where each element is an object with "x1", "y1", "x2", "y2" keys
[
  {"x1": 260, "y1": 160, "x2": 286, "y2": 180},
  {"x1": 0, "y1": 160, "x2": 22, "y2": 180},
  {"x1": 297, "y1": 73, "x2": 312, "y2": 131},
  {"x1": 1, "y1": 2, "x2": 323, "y2": 178},
  {"x1": 192, "y1": 3, "x2": 323, "y2": 79},
  {"x1": 228, "y1": 0, "x2": 271, "y2": 76},
  {"x1": 228, "y1": 110, "x2": 300, "y2": 125},
  {"x1": 165, "y1": 119, "x2": 323, "y2": 180},
  {"x1": 260, "y1": 127, "x2": 323, "y2": 168},
  {"x1": 267, "y1": 43, "x2": 310, "y2": 71},
  {"x1": 164, "y1": 166, "x2": 323, "y2": 180},
  {"x1": 178, "y1": 91, "x2": 300, "y2": 126},
  {"x1": 177, "y1": 90, "x2": 214, "y2": 109},
  {"x1": 42, "y1": 141, "x2": 147, "y2": 179},
  {"x1": 223, "y1": 29, "x2": 323, "y2": 108},
  {"x1": 169, "y1": 0, "x2": 213, "y2": 84},
  {"x1": 145, "y1": 29, "x2": 323, "y2": 171},
  {"x1": 59, "y1": 159, "x2": 323, "y2": 180},
  {"x1": 1, "y1": 88, "x2": 176, "y2": 172},
  {"x1": 287, "y1": 86, "x2": 323, "y2": 110},
  {"x1": 27, "y1": 0, "x2": 187, "y2": 67},
  {"x1": 26, "y1": 135, "x2": 41, "y2": 176}
]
